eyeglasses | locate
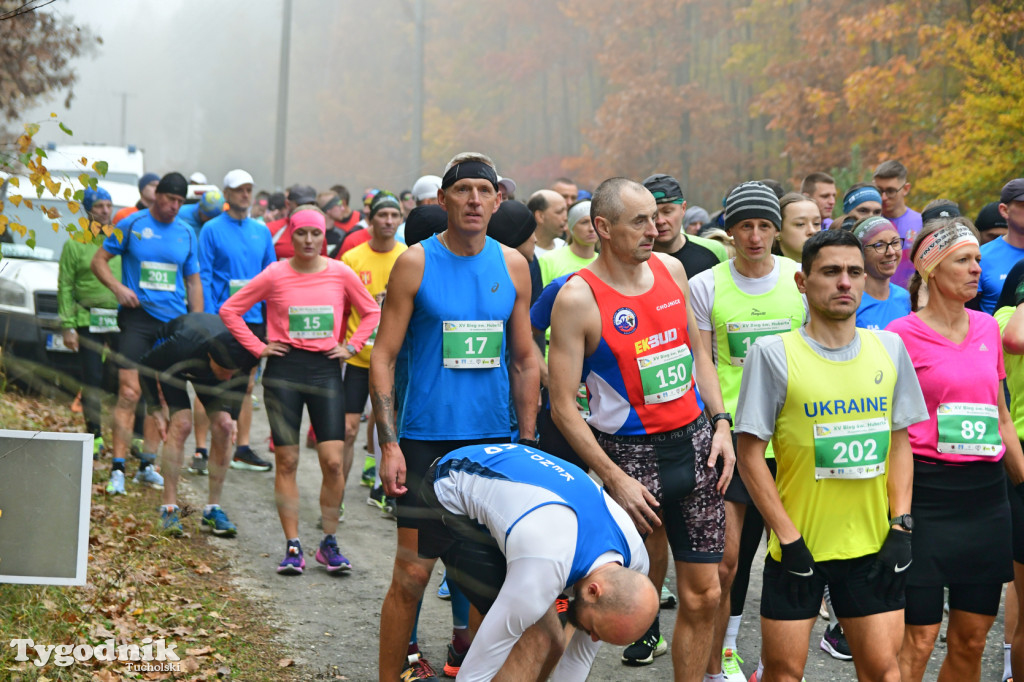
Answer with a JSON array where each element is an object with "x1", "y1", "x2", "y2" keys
[
  {"x1": 875, "y1": 185, "x2": 906, "y2": 198},
  {"x1": 866, "y1": 238, "x2": 903, "y2": 253}
]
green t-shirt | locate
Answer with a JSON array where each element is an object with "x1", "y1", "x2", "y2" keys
[{"x1": 538, "y1": 246, "x2": 597, "y2": 288}]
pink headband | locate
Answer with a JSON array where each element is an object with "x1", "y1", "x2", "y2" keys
[
  {"x1": 914, "y1": 223, "x2": 978, "y2": 279},
  {"x1": 288, "y1": 208, "x2": 326, "y2": 239}
]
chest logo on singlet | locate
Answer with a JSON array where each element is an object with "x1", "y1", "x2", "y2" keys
[
  {"x1": 491, "y1": 282, "x2": 500, "y2": 293},
  {"x1": 613, "y1": 307, "x2": 637, "y2": 335},
  {"x1": 874, "y1": 370, "x2": 883, "y2": 384}
]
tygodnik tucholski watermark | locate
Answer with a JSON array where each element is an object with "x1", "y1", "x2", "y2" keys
[{"x1": 9, "y1": 637, "x2": 181, "y2": 671}]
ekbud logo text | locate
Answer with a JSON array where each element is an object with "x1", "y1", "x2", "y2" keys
[{"x1": 9, "y1": 637, "x2": 180, "y2": 667}]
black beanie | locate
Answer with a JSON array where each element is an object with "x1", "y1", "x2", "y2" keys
[
  {"x1": 724, "y1": 181, "x2": 781, "y2": 230},
  {"x1": 155, "y1": 172, "x2": 188, "y2": 199},
  {"x1": 405, "y1": 205, "x2": 448, "y2": 246},
  {"x1": 487, "y1": 200, "x2": 536, "y2": 248},
  {"x1": 976, "y1": 202, "x2": 1008, "y2": 232},
  {"x1": 208, "y1": 332, "x2": 258, "y2": 373},
  {"x1": 921, "y1": 203, "x2": 961, "y2": 223}
]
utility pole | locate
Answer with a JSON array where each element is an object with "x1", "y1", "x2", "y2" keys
[
  {"x1": 411, "y1": 0, "x2": 424, "y2": 181},
  {"x1": 273, "y1": 0, "x2": 293, "y2": 190},
  {"x1": 114, "y1": 92, "x2": 133, "y2": 146}
]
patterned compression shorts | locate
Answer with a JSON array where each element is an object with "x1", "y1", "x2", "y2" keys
[{"x1": 596, "y1": 414, "x2": 724, "y2": 563}]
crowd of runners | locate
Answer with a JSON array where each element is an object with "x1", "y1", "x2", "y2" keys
[{"x1": 55, "y1": 152, "x2": 1024, "y2": 681}]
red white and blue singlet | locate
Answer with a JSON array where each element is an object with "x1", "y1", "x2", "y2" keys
[{"x1": 576, "y1": 256, "x2": 702, "y2": 436}]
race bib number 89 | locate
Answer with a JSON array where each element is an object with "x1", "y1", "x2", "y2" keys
[
  {"x1": 937, "y1": 402, "x2": 1001, "y2": 456},
  {"x1": 813, "y1": 417, "x2": 889, "y2": 480}
]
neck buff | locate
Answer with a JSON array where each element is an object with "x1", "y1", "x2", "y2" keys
[{"x1": 914, "y1": 223, "x2": 978, "y2": 279}]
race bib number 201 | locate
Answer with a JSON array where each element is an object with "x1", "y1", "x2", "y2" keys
[{"x1": 139, "y1": 261, "x2": 177, "y2": 291}]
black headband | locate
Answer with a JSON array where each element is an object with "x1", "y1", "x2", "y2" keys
[
  {"x1": 441, "y1": 160, "x2": 498, "y2": 191},
  {"x1": 320, "y1": 196, "x2": 341, "y2": 213}
]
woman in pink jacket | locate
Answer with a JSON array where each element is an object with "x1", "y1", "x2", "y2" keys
[{"x1": 221, "y1": 207, "x2": 380, "y2": 576}]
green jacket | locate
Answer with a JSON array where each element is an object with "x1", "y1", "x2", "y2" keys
[{"x1": 57, "y1": 238, "x2": 121, "y2": 329}]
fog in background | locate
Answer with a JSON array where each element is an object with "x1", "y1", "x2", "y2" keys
[{"x1": 25, "y1": 0, "x2": 434, "y2": 198}]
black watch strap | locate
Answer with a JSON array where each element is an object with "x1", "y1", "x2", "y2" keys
[
  {"x1": 889, "y1": 514, "x2": 913, "y2": 531},
  {"x1": 711, "y1": 412, "x2": 733, "y2": 428}
]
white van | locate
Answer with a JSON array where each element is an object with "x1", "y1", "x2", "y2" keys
[{"x1": 42, "y1": 143, "x2": 145, "y2": 188}]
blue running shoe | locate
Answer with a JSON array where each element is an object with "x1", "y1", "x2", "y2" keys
[
  {"x1": 134, "y1": 465, "x2": 164, "y2": 490},
  {"x1": 202, "y1": 506, "x2": 237, "y2": 537},
  {"x1": 315, "y1": 535, "x2": 351, "y2": 573},
  {"x1": 278, "y1": 541, "x2": 305, "y2": 575},
  {"x1": 105, "y1": 469, "x2": 126, "y2": 495},
  {"x1": 160, "y1": 506, "x2": 184, "y2": 537},
  {"x1": 437, "y1": 573, "x2": 451, "y2": 600}
]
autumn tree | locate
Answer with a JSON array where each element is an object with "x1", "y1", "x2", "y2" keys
[{"x1": 0, "y1": 0, "x2": 96, "y2": 125}]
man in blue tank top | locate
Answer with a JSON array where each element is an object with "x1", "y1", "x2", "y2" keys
[
  {"x1": 369, "y1": 152, "x2": 540, "y2": 680},
  {"x1": 420, "y1": 442, "x2": 655, "y2": 681}
]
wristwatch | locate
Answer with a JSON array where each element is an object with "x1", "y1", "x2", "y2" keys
[
  {"x1": 710, "y1": 412, "x2": 733, "y2": 429},
  {"x1": 344, "y1": 343, "x2": 357, "y2": 355},
  {"x1": 889, "y1": 514, "x2": 914, "y2": 531}
]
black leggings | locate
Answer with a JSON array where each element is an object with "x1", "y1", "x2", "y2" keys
[
  {"x1": 263, "y1": 349, "x2": 345, "y2": 447},
  {"x1": 731, "y1": 457, "x2": 778, "y2": 616}
]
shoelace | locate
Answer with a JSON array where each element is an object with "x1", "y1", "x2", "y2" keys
[
  {"x1": 555, "y1": 597, "x2": 569, "y2": 614},
  {"x1": 411, "y1": 655, "x2": 436, "y2": 677}
]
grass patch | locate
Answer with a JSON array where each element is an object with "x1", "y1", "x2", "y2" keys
[{"x1": 0, "y1": 392, "x2": 302, "y2": 681}]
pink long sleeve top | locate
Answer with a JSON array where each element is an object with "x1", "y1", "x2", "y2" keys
[{"x1": 219, "y1": 259, "x2": 380, "y2": 357}]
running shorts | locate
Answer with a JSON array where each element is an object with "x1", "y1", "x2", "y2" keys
[{"x1": 263, "y1": 348, "x2": 344, "y2": 446}]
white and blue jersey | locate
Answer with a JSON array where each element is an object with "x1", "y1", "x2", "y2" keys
[
  {"x1": 198, "y1": 213, "x2": 276, "y2": 323},
  {"x1": 103, "y1": 209, "x2": 200, "y2": 322}
]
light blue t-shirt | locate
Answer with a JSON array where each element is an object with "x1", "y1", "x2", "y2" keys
[
  {"x1": 102, "y1": 209, "x2": 200, "y2": 322},
  {"x1": 856, "y1": 282, "x2": 911, "y2": 330},
  {"x1": 177, "y1": 203, "x2": 203, "y2": 238},
  {"x1": 979, "y1": 236, "x2": 1024, "y2": 313},
  {"x1": 198, "y1": 213, "x2": 276, "y2": 322}
]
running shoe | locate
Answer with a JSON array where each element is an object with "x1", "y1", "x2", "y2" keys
[
  {"x1": 105, "y1": 469, "x2": 126, "y2": 495},
  {"x1": 306, "y1": 425, "x2": 317, "y2": 449},
  {"x1": 160, "y1": 506, "x2": 184, "y2": 537},
  {"x1": 277, "y1": 541, "x2": 305, "y2": 575},
  {"x1": 230, "y1": 446, "x2": 272, "y2": 471},
  {"x1": 820, "y1": 622, "x2": 853, "y2": 660},
  {"x1": 93, "y1": 436, "x2": 104, "y2": 460},
  {"x1": 267, "y1": 435, "x2": 275, "y2": 453},
  {"x1": 367, "y1": 485, "x2": 386, "y2": 509},
  {"x1": 201, "y1": 506, "x2": 237, "y2": 537},
  {"x1": 442, "y1": 642, "x2": 465, "y2": 678},
  {"x1": 621, "y1": 627, "x2": 667, "y2": 666},
  {"x1": 437, "y1": 572, "x2": 451, "y2": 600},
  {"x1": 555, "y1": 594, "x2": 570, "y2": 627},
  {"x1": 660, "y1": 585, "x2": 677, "y2": 609},
  {"x1": 134, "y1": 464, "x2": 164, "y2": 490},
  {"x1": 381, "y1": 496, "x2": 397, "y2": 520},
  {"x1": 722, "y1": 648, "x2": 746, "y2": 682},
  {"x1": 315, "y1": 535, "x2": 352, "y2": 573},
  {"x1": 361, "y1": 457, "x2": 376, "y2": 487},
  {"x1": 189, "y1": 448, "x2": 208, "y2": 475},
  {"x1": 400, "y1": 653, "x2": 439, "y2": 682}
]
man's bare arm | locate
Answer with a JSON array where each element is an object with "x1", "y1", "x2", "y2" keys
[
  {"x1": 504, "y1": 247, "x2": 540, "y2": 438},
  {"x1": 185, "y1": 272, "x2": 203, "y2": 313}
]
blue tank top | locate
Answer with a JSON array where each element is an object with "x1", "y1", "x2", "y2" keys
[
  {"x1": 437, "y1": 443, "x2": 632, "y2": 587},
  {"x1": 400, "y1": 236, "x2": 516, "y2": 439}
]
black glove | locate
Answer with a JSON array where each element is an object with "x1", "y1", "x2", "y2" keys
[
  {"x1": 866, "y1": 528, "x2": 913, "y2": 602},
  {"x1": 518, "y1": 438, "x2": 540, "y2": 449},
  {"x1": 778, "y1": 537, "x2": 817, "y2": 608}
]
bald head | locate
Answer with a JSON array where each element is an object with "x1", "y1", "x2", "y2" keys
[{"x1": 570, "y1": 564, "x2": 659, "y2": 645}]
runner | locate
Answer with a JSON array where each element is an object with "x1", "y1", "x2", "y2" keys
[
  {"x1": 852, "y1": 216, "x2": 910, "y2": 330},
  {"x1": 369, "y1": 152, "x2": 538, "y2": 681},
  {"x1": 774, "y1": 193, "x2": 821, "y2": 263},
  {"x1": 177, "y1": 189, "x2": 224, "y2": 238},
  {"x1": 529, "y1": 189, "x2": 568, "y2": 257},
  {"x1": 196, "y1": 169, "x2": 276, "y2": 474},
  {"x1": 689, "y1": 182, "x2": 806, "y2": 681},
  {"x1": 395, "y1": 175, "x2": 442, "y2": 245},
  {"x1": 736, "y1": 227, "x2": 927, "y2": 682},
  {"x1": 135, "y1": 313, "x2": 259, "y2": 536},
  {"x1": 873, "y1": 160, "x2": 922, "y2": 289},
  {"x1": 219, "y1": 206, "x2": 380, "y2": 576},
  {"x1": 548, "y1": 177, "x2": 735, "y2": 681},
  {"x1": 888, "y1": 216, "x2": 1024, "y2": 681},
  {"x1": 419, "y1": 442, "x2": 656, "y2": 681},
  {"x1": 266, "y1": 185, "x2": 325, "y2": 260},
  {"x1": 644, "y1": 173, "x2": 728, "y2": 278},
  {"x1": 91, "y1": 171, "x2": 201, "y2": 495},
  {"x1": 340, "y1": 191, "x2": 407, "y2": 506},
  {"x1": 801, "y1": 172, "x2": 837, "y2": 229},
  {"x1": 976, "y1": 179, "x2": 1024, "y2": 314},
  {"x1": 537, "y1": 199, "x2": 597, "y2": 288},
  {"x1": 58, "y1": 186, "x2": 121, "y2": 459},
  {"x1": 112, "y1": 172, "x2": 159, "y2": 225}
]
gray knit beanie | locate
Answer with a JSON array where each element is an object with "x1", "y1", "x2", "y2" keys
[{"x1": 724, "y1": 181, "x2": 782, "y2": 230}]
